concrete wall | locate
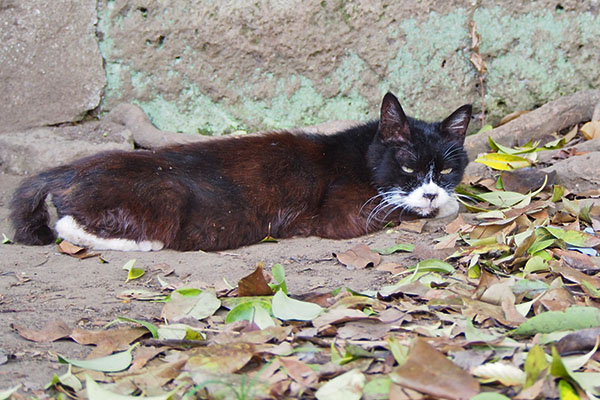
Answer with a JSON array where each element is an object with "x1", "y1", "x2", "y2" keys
[{"x1": 1, "y1": 0, "x2": 599, "y2": 135}]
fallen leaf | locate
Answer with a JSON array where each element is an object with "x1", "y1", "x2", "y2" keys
[
  {"x1": 580, "y1": 120, "x2": 600, "y2": 140},
  {"x1": 315, "y1": 368, "x2": 365, "y2": 400},
  {"x1": 500, "y1": 169, "x2": 555, "y2": 194},
  {"x1": 390, "y1": 339, "x2": 480, "y2": 399},
  {"x1": 11, "y1": 320, "x2": 72, "y2": 343},
  {"x1": 70, "y1": 327, "x2": 147, "y2": 359},
  {"x1": 475, "y1": 153, "x2": 531, "y2": 171},
  {"x1": 185, "y1": 342, "x2": 255, "y2": 373},
  {"x1": 472, "y1": 362, "x2": 526, "y2": 386},
  {"x1": 58, "y1": 240, "x2": 99, "y2": 259},
  {"x1": 86, "y1": 375, "x2": 173, "y2": 400},
  {"x1": 160, "y1": 290, "x2": 221, "y2": 323},
  {"x1": 512, "y1": 306, "x2": 600, "y2": 337},
  {"x1": 399, "y1": 220, "x2": 426, "y2": 233},
  {"x1": 58, "y1": 344, "x2": 137, "y2": 372},
  {"x1": 279, "y1": 356, "x2": 319, "y2": 387},
  {"x1": 272, "y1": 290, "x2": 323, "y2": 321},
  {"x1": 373, "y1": 243, "x2": 414, "y2": 255},
  {"x1": 238, "y1": 262, "x2": 274, "y2": 296},
  {"x1": 334, "y1": 244, "x2": 381, "y2": 269}
]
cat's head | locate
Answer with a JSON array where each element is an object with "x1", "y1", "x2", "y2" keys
[{"x1": 367, "y1": 92, "x2": 471, "y2": 220}]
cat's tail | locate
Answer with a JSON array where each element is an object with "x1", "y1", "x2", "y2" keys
[{"x1": 10, "y1": 166, "x2": 73, "y2": 245}]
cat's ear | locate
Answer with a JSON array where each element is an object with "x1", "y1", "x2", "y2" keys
[
  {"x1": 379, "y1": 92, "x2": 411, "y2": 142},
  {"x1": 440, "y1": 104, "x2": 472, "y2": 142}
]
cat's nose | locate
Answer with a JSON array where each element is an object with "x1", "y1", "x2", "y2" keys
[{"x1": 423, "y1": 192, "x2": 438, "y2": 201}]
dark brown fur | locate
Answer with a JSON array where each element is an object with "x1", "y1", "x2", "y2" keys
[{"x1": 10, "y1": 93, "x2": 471, "y2": 251}]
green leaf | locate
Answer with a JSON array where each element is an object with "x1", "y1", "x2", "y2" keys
[
  {"x1": 122, "y1": 259, "x2": 136, "y2": 271},
  {"x1": 539, "y1": 226, "x2": 600, "y2": 248},
  {"x1": 524, "y1": 345, "x2": 549, "y2": 388},
  {"x1": 269, "y1": 263, "x2": 288, "y2": 295},
  {"x1": 524, "y1": 256, "x2": 549, "y2": 273},
  {"x1": 122, "y1": 259, "x2": 145, "y2": 282},
  {"x1": 512, "y1": 306, "x2": 600, "y2": 337},
  {"x1": 1, "y1": 233, "x2": 13, "y2": 244},
  {"x1": 557, "y1": 380, "x2": 580, "y2": 400},
  {"x1": 156, "y1": 323, "x2": 205, "y2": 340},
  {"x1": 477, "y1": 124, "x2": 493, "y2": 135},
  {"x1": 225, "y1": 301, "x2": 275, "y2": 329},
  {"x1": 116, "y1": 316, "x2": 159, "y2": 338},
  {"x1": 465, "y1": 319, "x2": 501, "y2": 342},
  {"x1": 58, "y1": 344, "x2": 137, "y2": 372},
  {"x1": 362, "y1": 377, "x2": 391, "y2": 398},
  {"x1": 527, "y1": 239, "x2": 555, "y2": 255},
  {"x1": 551, "y1": 347, "x2": 571, "y2": 378},
  {"x1": 409, "y1": 258, "x2": 454, "y2": 274},
  {"x1": 174, "y1": 287, "x2": 203, "y2": 297},
  {"x1": 86, "y1": 375, "x2": 174, "y2": 400},
  {"x1": 552, "y1": 185, "x2": 566, "y2": 202},
  {"x1": 475, "y1": 153, "x2": 531, "y2": 171},
  {"x1": 470, "y1": 394, "x2": 511, "y2": 400},
  {"x1": 373, "y1": 242, "x2": 415, "y2": 255},
  {"x1": 271, "y1": 290, "x2": 323, "y2": 321},
  {"x1": 46, "y1": 364, "x2": 82, "y2": 392},
  {"x1": 386, "y1": 335, "x2": 410, "y2": 366}
]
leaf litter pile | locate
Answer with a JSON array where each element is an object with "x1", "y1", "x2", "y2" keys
[{"x1": 5, "y1": 121, "x2": 600, "y2": 400}]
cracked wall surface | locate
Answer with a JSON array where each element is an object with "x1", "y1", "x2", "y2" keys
[{"x1": 1, "y1": 0, "x2": 599, "y2": 135}]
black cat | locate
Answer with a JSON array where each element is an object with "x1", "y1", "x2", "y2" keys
[{"x1": 10, "y1": 92, "x2": 471, "y2": 251}]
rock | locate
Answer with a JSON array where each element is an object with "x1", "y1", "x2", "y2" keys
[
  {"x1": 0, "y1": 122, "x2": 133, "y2": 175},
  {"x1": 543, "y1": 152, "x2": 600, "y2": 194},
  {"x1": 0, "y1": 0, "x2": 105, "y2": 132}
]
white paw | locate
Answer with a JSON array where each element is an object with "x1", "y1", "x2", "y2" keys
[{"x1": 435, "y1": 197, "x2": 459, "y2": 218}]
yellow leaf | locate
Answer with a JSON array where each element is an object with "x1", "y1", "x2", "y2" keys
[{"x1": 475, "y1": 153, "x2": 531, "y2": 171}]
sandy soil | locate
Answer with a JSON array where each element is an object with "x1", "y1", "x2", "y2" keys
[{"x1": 0, "y1": 170, "x2": 452, "y2": 392}]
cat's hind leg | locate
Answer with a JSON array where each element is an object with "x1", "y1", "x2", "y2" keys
[{"x1": 56, "y1": 215, "x2": 164, "y2": 251}]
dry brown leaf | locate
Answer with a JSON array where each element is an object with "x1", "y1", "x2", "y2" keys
[
  {"x1": 537, "y1": 287, "x2": 576, "y2": 312},
  {"x1": 445, "y1": 214, "x2": 468, "y2": 234},
  {"x1": 237, "y1": 262, "x2": 273, "y2": 296},
  {"x1": 555, "y1": 327, "x2": 600, "y2": 355},
  {"x1": 391, "y1": 339, "x2": 480, "y2": 400},
  {"x1": 185, "y1": 342, "x2": 255, "y2": 373},
  {"x1": 70, "y1": 327, "x2": 148, "y2": 358},
  {"x1": 312, "y1": 308, "x2": 372, "y2": 330},
  {"x1": 398, "y1": 220, "x2": 426, "y2": 233},
  {"x1": 334, "y1": 243, "x2": 381, "y2": 269},
  {"x1": 11, "y1": 320, "x2": 72, "y2": 343},
  {"x1": 279, "y1": 356, "x2": 319, "y2": 387},
  {"x1": 501, "y1": 169, "x2": 555, "y2": 194},
  {"x1": 58, "y1": 240, "x2": 99, "y2": 259},
  {"x1": 580, "y1": 120, "x2": 600, "y2": 140},
  {"x1": 375, "y1": 262, "x2": 406, "y2": 273}
]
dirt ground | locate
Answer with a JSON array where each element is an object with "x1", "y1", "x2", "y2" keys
[{"x1": 0, "y1": 170, "x2": 453, "y2": 393}]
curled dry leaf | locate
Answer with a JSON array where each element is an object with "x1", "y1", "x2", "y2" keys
[
  {"x1": 580, "y1": 120, "x2": 600, "y2": 140},
  {"x1": 58, "y1": 240, "x2": 99, "y2": 259},
  {"x1": 237, "y1": 262, "x2": 274, "y2": 296},
  {"x1": 334, "y1": 243, "x2": 381, "y2": 269}
]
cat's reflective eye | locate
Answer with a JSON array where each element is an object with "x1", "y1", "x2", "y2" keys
[
  {"x1": 440, "y1": 168, "x2": 453, "y2": 175},
  {"x1": 402, "y1": 166, "x2": 414, "y2": 174}
]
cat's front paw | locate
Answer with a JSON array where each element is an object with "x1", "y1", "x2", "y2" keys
[{"x1": 435, "y1": 197, "x2": 459, "y2": 219}]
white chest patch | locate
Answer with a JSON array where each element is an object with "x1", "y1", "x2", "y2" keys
[{"x1": 55, "y1": 216, "x2": 164, "y2": 252}]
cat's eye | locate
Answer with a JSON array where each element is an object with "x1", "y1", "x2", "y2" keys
[
  {"x1": 440, "y1": 168, "x2": 453, "y2": 175},
  {"x1": 401, "y1": 166, "x2": 414, "y2": 174}
]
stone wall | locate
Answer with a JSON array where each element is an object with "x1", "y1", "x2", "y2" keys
[{"x1": 1, "y1": 0, "x2": 599, "y2": 135}]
